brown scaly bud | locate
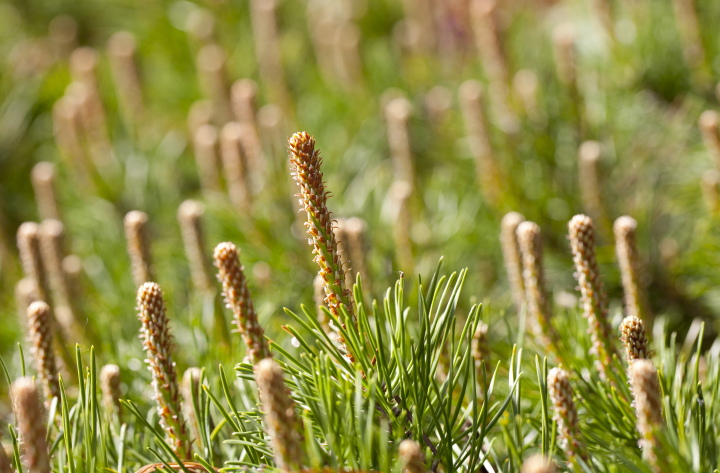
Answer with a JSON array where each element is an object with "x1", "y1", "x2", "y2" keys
[
  {"x1": 629, "y1": 360, "x2": 665, "y2": 472},
  {"x1": 136, "y1": 282, "x2": 190, "y2": 459},
  {"x1": 517, "y1": 221, "x2": 559, "y2": 352},
  {"x1": 193, "y1": 124, "x2": 222, "y2": 193},
  {"x1": 631, "y1": 360, "x2": 663, "y2": 428},
  {"x1": 568, "y1": 214, "x2": 616, "y2": 378},
  {"x1": 384, "y1": 97, "x2": 415, "y2": 188},
  {"x1": 459, "y1": 80, "x2": 502, "y2": 206},
  {"x1": 178, "y1": 201, "x2": 213, "y2": 292},
  {"x1": 27, "y1": 301, "x2": 60, "y2": 404},
  {"x1": 398, "y1": 439, "x2": 426, "y2": 473},
  {"x1": 31, "y1": 162, "x2": 60, "y2": 221},
  {"x1": 335, "y1": 217, "x2": 370, "y2": 293},
  {"x1": 17, "y1": 222, "x2": 52, "y2": 303},
  {"x1": 621, "y1": 316, "x2": 650, "y2": 364},
  {"x1": 100, "y1": 364, "x2": 122, "y2": 419},
  {"x1": 255, "y1": 358, "x2": 302, "y2": 473},
  {"x1": 500, "y1": 212, "x2": 525, "y2": 315},
  {"x1": 0, "y1": 442, "x2": 11, "y2": 473},
  {"x1": 107, "y1": 31, "x2": 144, "y2": 126},
  {"x1": 196, "y1": 44, "x2": 231, "y2": 122},
  {"x1": 13, "y1": 377, "x2": 51, "y2": 473},
  {"x1": 220, "y1": 123, "x2": 252, "y2": 212},
  {"x1": 614, "y1": 216, "x2": 652, "y2": 324},
  {"x1": 16, "y1": 278, "x2": 40, "y2": 322},
  {"x1": 124, "y1": 211, "x2": 153, "y2": 287},
  {"x1": 213, "y1": 242, "x2": 271, "y2": 363},
  {"x1": 699, "y1": 111, "x2": 720, "y2": 172},
  {"x1": 182, "y1": 367, "x2": 203, "y2": 447},
  {"x1": 521, "y1": 454, "x2": 556, "y2": 473},
  {"x1": 552, "y1": 24, "x2": 576, "y2": 88},
  {"x1": 288, "y1": 132, "x2": 356, "y2": 332},
  {"x1": 547, "y1": 368, "x2": 587, "y2": 461}
]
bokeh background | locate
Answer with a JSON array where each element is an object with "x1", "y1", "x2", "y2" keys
[{"x1": 1, "y1": 0, "x2": 720, "y2": 421}]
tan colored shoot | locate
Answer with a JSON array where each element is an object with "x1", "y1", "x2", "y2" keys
[
  {"x1": 13, "y1": 377, "x2": 51, "y2": 473},
  {"x1": 568, "y1": 215, "x2": 616, "y2": 379},
  {"x1": 136, "y1": 282, "x2": 191, "y2": 459},
  {"x1": 500, "y1": 212, "x2": 525, "y2": 315},
  {"x1": 124, "y1": 210, "x2": 153, "y2": 287},
  {"x1": 255, "y1": 359, "x2": 302, "y2": 473},
  {"x1": 213, "y1": 242, "x2": 270, "y2": 362}
]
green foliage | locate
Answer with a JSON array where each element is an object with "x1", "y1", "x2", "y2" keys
[{"x1": 2, "y1": 0, "x2": 720, "y2": 471}]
